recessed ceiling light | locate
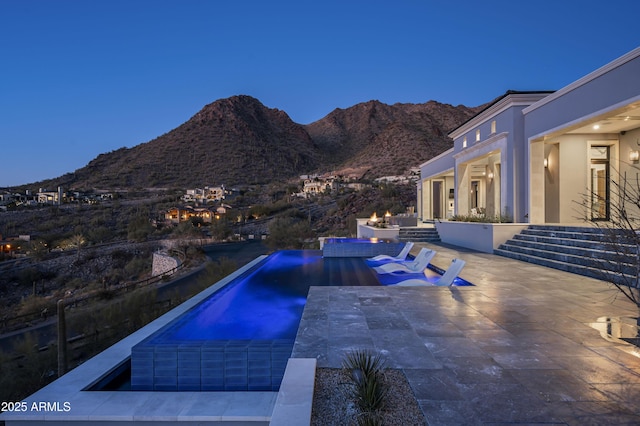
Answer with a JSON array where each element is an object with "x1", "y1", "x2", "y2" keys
[{"x1": 593, "y1": 124, "x2": 600, "y2": 130}]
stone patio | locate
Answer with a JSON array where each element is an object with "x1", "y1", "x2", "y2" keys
[{"x1": 293, "y1": 242, "x2": 640, "y2": 425}]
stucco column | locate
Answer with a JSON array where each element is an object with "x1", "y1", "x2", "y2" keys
[
  {"x1": 529, "y1": 140, "x2": 545, "y2": 223},
  {"x1": 456, "y1": 163, "x2": 469, "y2": 215},
  {"x1": 488, "y1": 158, "x2": 501, "y2": 217},
  {"x1": 422, "y1": 180, "x2": 432, "y2": 220},
  {"x1": 417, "y1": 180, "x2": 424, "y2": 221}
]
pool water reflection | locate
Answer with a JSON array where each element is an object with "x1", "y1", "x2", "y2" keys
[{"x1": 130, "y1": 250, "x2": 380, "y2": 391}]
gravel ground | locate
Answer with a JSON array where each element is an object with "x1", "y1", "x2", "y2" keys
[{"x1": 311, "y1": 368, "x2": 426, "y2": 425}]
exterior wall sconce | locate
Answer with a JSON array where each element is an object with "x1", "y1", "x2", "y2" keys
[
  {"x1": 630, "y1": 150, "x2": 639, "y2": 163},
  {"x1": 487, "y1": 172, "x2": 494, "y2": 180},
  {"x1": 543, "y1": 158, "x2": 548, "y2": 168}
]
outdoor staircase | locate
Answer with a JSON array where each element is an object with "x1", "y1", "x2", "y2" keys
[
  {"x1": 495, "y1": 225, "x2": 639, "y2": 285},
  {"x1": 398, "y1": 226, "x2": 441, "y2": 243}
]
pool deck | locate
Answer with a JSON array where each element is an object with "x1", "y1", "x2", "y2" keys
[{"x1": 293, "y1": 242, "x2": 640, "y2": 425}]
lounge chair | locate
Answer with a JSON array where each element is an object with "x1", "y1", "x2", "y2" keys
[
  {"x1": 367, "y1": 242, "x2": 414, "y2": 262},
  {"x1": 373, "y1": 248, "x2": 436, "y2": 274},
  {"x1": 394, "y1": 258, "x2": 466, "y2": 286}
]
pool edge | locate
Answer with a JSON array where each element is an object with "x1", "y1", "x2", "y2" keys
[{"x1": 1, "y1": 255, "x2": 280, "y2": 425}]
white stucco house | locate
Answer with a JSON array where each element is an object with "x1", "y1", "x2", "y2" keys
[{"x1": 418, "y1": 47, "x2": 640, "y2": 226}]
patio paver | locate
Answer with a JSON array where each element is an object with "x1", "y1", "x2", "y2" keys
[{"x1": 293, "y1": 242, "x2": 640, "y2": 425}]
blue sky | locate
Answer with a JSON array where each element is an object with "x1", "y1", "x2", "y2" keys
[{"x1": 1, "y1": 0, "x2": 639, "y2": 187}]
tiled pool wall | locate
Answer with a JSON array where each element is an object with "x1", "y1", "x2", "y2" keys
[
  {"x1": 131, "y1": 339, "x2": 294, "y2": 391},
  {"x1": 322, "y1": 239, "x2": 405, "y2": 257}
]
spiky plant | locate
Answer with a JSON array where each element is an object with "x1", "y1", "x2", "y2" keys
[
  {"x1": 342, "y1": 349, "x2": 386, "y2": 379},
  {"x1": 343, "y1": 349, "x2": 388, "y2": 414},
  {"x1": 357, "y1": 411, "x2": 384, "y2": 426}
]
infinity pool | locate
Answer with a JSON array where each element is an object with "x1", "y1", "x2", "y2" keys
[
  {"x1": 126, "y1": 248, "x2": 471, "y2": 392},
  {"x1": 130, "y1": 250, "x2": 380, "y2": 391}
]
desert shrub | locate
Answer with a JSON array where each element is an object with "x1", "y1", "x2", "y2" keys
[
  {"x1": 111, "y1": 249, "x2": 131, "y2": 268},
  {"x1": 64, "y1": 277, "x2": 86, "y2": 290},
  {"x1": 18, "y1": 295, "x2": 56, "y2": 317},
  {"x1": 266, "y1": 217, "x2": 314, "y2": 250},
  {"x1": 28, "y1": 239, "x2": 51, "y2": 260},
  {"x1": 172, "y1": 220, "x2": 203, "y2": 237},
  {"x1": 209, "y1": 217, "x2": 233, "y2": 241},
  {"x1": 343, "y1": 350, "x2": 388, "y2": 419},
  {"x1": 17, "y1": 267, "x2": 45, "y2": 286},
  {"x1": 86, "y1": 226, "x2": 113, "y2": 244},
  {"x1": 127, "y1": 215, "x2": 154, "y2": 242},
  {"x1": 124, "y1": 257, "x2": 149, "y2": 280},
  {"x1": 0, "y1": 332, "x2": 57, "y2": 401},
  {"x1": 449, "y1": 213, "x2": 512, "y2": 223}
]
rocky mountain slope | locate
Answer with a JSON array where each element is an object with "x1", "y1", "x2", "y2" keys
[
  {"x1": 33, "y1": 96, "x2": 481, "y2": 190},
  {"x1": 305, "y1": 100, "x2": 479, "y2": 178}
]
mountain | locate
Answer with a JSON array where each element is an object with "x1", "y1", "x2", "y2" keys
[
  {"x1": 305, "y1": 100, "x2": 479, "y2": 178},
  {"x1": 32, "y1": 95, "x2": 481, "y2": 190},
  {"x1": 58, "y1": 96, "x2": 321, "y2": 189}
]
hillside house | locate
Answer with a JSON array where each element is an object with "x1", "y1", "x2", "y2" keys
[
  {"x1": 165, "y1": 205, "x2": 229, "y2": 225},
  {"x1": 302, "y1": 177, "x2": 337, "y2": 196},
  {"x1": 375, "y1": 172, "x2": 420, "y2": 185},
  {"x1": 36, "y1": 187, "x2": 64, "y2": 205},
  {"x1": 182, "y1": 185, "x2": 226, "y2": 203},
  {"x1": 0, "y1": 234, "x2": 28, "y2": 257},
  {"x1": 418, "y1": 47, "x2": 640, "y2": 224}
]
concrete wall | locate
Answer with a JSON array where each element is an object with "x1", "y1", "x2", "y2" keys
[
  {"x1": 151, "y1": 252, "x2": 180, "y2": 277},
  {"x1": 558, "y1": 136, "x2": 589, "y2": 222},
  {"x1": 525, "y1": 50, "x2": 640, "y2": 139},
  {"x1": 613, "y1": 127, "x2": 640, "y2": 219},
  {"x1": 356, "y1": 223, "x2": 400, "y2": 240},
  {"x1": 435, "y1": 221, "x2": 528, "y2": 253},
  {"x1": 524, "y1": 49, "x2": 640, "y2": 223},
  {"x1": 420, "y1": 148, "x2": 454, "y2": 178},
  {"x1": 544, "y1": 144, "x2": 560, "y2": 222},
  {"x1": 543, "y1": 134, "x2": 620, "y2": 223}
]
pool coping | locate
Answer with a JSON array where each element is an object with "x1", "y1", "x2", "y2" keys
[{"x1": 0, "y1": 255, "x2": 290, "y2": 425}]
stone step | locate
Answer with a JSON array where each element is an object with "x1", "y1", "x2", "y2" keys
[
  {"x1": 494, "y1": 247, "x2": 635, "y2": 285},
  {"x1": 398, "y1": 227, "x2": 440, "y2": 242},
  {"x1": 520, "y1": 228, "x2": 612, "y2": 242},
  {"x1": 398, "y1": 237, "x2": 441, "y2": 242},
  {"x1": 512, "y1": 233, "x2": 636, "y2": 252},
  {"x1": 505, "y1": 238, "x2": 635, "y2": 263},
  {"x1": 527, "y1": 224, "x2": 612, "y2": 234},
  {"x1": 399, "y1": 227, "x2": 438, "y2": 233},
  {"x1": 497, "y1": 242, "x2": 636, "y2": 275},
  {"x1": 495, "y1": 224, "x2": 640, "y2": 284}
]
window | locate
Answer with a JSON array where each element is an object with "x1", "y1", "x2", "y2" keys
[
  {"x1": 476, "y1": 129, "x2": 481, "y2": 142},
  {"x1": 491, "y1": 120, "x2": 496, "y2": 134},
  {"x1": 463, "y1": 137, "x2": 467, "y2": 148}
]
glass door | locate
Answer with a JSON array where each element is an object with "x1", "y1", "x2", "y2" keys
[
  {"x1": 470, "y1": 180, "x2": 479, "y2": 211},
  {"x1": 590, "y1": 146, "x2": 610, "y2": 221},
  {"x1": 432, "y1": 181, "x2": 442, "y2": 219}
]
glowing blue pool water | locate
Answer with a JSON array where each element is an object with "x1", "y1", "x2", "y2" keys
[
  {"x1": 130, "y1": 249, "x2": 472, "y2": 392},
  {"x1": 131, "y1": 250, "x2": 380, "y2": 392}
]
